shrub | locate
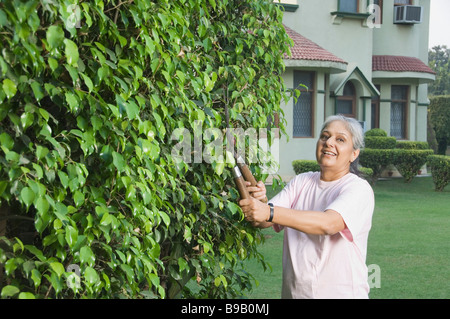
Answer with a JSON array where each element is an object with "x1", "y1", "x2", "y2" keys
[
  {"x1": 392, "y1": 149, "x2": 434, "y2": 183},
  {"x1": 429, "y1": 96, "x2": 450, "y2": 155},
  {"x1": 0, "y1": 0, "x2": 291, "y2": 299},
  {"x1": 359, "y1": 148, "x2": 394, "y2": 184},
  {"x1": 359, "y1": 149, "x2": 396, "y2": 184},
  {"x1": 365, "y1": 128, "x2": 388, "y2": 137},
  {"x1": 365, "y1": 136, "x2": 397, "y2": 149},
  {"x1": 359, "y1": 167, "x2": 374, "y2": 182},
  {"x1": 396, "y1": 141, "x2": 430, "y2": 150},
  {"x1": 292, "y1": 160, "x2": 320, "y2": 175},
  {"x1": 427, "y1": 155, "x2": 450, "y2": 191}
]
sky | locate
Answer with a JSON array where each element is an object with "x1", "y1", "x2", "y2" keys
[{"x1": 428, "y1": 0, "x2": 450, "y2": 48}]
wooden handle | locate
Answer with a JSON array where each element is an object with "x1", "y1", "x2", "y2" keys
[
  {"x1": 237, "y1": 163, "x2": 257, "y2": 187},
  {"x1": 232, "y1": 166, "x2": 250, "y2": 199}
]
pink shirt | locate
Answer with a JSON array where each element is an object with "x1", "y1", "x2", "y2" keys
[{"x1": 269, "y1": 172, "x2": 374, "y2": 299}]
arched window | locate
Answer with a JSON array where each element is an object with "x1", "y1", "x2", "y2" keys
[{"x1": 336, "y1": 81, "x2": 356, "y2": 118}]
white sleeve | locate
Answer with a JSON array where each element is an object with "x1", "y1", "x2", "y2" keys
[{"x1": 325, "y1": 180, "x2": 374, "y2": 242}]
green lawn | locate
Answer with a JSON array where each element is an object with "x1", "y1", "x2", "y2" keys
[{"x1": 243, "y1": 176, "x2": 450, "y2": 299}]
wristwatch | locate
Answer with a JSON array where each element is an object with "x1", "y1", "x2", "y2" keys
[{"x1": 267, "y1": 203, "x2": 274, "y2": 222}]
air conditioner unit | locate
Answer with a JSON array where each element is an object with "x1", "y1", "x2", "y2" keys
[{"x1": 394, "y1": 5, "x2": 423, "y2": 24}]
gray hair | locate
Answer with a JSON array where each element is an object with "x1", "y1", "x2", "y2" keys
[
  {"x1": 320, "y1": 114, "x2": 365, "y2": 150},
  {"x1": 320, "y1": 114, "x2": 365, "y2": 175}
]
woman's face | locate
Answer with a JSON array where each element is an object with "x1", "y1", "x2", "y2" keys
[{"x1": 316, "y1": 120, "x2": 359, "y2": 174}]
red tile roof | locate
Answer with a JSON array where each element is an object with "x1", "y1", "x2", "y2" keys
[
  {"x1": 283, "y1": 25, "x2": 347, "y2": 64},
  {"x1": 372, "y1": 55, "x2": 435, "y2": 74}
]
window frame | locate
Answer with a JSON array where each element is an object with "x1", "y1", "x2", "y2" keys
[
  {"x1": 371, "y1": 0, "x2": 383, "y2": 24},
  {"x1": 390, "y1": 85, "x2": 409, "y2": 140},
  {"x1": 394, "y1": 0, "x2": 412, "y2": 6},
  {"x1": 371, "y1": 84, "x2": 380, "y2": 129},
  {"x1": 293, "y1": 71, "x2": 315, "y2": 138},
  {"x1": 338, "y1": 0, "x2": 359, "y2": 13},
  {"x1": 336, "y1": 81, "x2": 357, "y2": 118}
]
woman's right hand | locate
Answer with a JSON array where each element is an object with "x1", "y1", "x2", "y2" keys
[{"x1": 245, "y1": 181, "x2": 268, "y2": 203}]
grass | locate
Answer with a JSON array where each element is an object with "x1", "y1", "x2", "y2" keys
[{"x1": 243, "y1": 176, "x2": 450, "y2": 299}]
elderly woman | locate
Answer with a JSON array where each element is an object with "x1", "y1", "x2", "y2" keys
[{"x1": 239, "y1": 115, "x2": 375, "y2": 299}]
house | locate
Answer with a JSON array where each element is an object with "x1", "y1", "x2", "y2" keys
[{"x1": 273, "y1": 0, "x2": 435, "y2": 180}]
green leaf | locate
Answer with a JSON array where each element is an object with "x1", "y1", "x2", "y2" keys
[
  {"x1": 204, "y1": 73, "x2": 214, "y2": 92},
  {"x1": 48, "y1": 57, "x2": 59, "y2": 72},
  {"x1": 30, "y1": 269, "x2": 42, "y2": 288},
  {"x1": 73, "y1": 190, "x2": 85, "y2": 207},
  {"x1": 58, "y1": 171, "x2": 69, "y2": 189},
  {"x1": 100, "y1": 212, "x2": 112, "y2": 226},
  {"x1": 112, "y1": 151, "x2": 126, "y2": 172},
  {"x1": 64, "y1": 39, "x2": 79, "y2": 67},
  {"x1": 0, "y1": 132, "x2": 14, "y2": 150},
  {"x1": 1, "y1": 285, "x2": 20, "y2": 298},
  {"x1": 80, "y1": 246, "x2": 95, "y2": 267},
  {"x1": 46, "y1": 25, "x2": 65, "y2": 49},
  {"x1": 80, "y1": 73, "x2": 94, "y2": 93},
  {"x1": 159, "y1": 211, "x2": 170, "y2": 227},
  {"x1": 18, "y1": 292, "x2": 36, "y2": 299},
  {"x1": 35, "y1": 196, "x2": 50, "y2": 214},
  {"x1": 65, "y1": 92, "x2": 79, "y2": 112},
  {"x1": 30, "y1": 81, "x2": 44, "y2": 101},
  {"x1": 65, "y1": 225, "x2": 78, "y2": 248},
  {"x1": 2, "y1": 79, "x2": 17, "y2": 99},
  {"x1": 50, "y1": 262, "x2": 65, "y2": 278},
  {"x1": 20, "y1": 187, "x2": 35, "y2": 208},
  {"x1": 84, "y1": 267, "x2": 100, "y2": 286}
]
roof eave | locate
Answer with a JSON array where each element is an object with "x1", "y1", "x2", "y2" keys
[
  {"x1": 283, "y1": 59, "x2": 347, "y2": 74},
  {"x1": 372, "y1": 70, "x2": 436, "y2": 84}
]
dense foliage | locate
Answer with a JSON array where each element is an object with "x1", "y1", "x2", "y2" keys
[
  {"x1": 428, "y1": 45, "x2": 450, "y2": 96},
  {"x1": 428, "y1": 95, "x2": 450, "y2": 155},
  {"x1": 392, "y1": 149, "x2": 434, "y2": 183},
  {"x1": 0, "y1": 0, "x2": 293, "y2": 298},
  {"x1": 360, "y1": 129, "x2": 397, "y2": 184},
  {"x1": 427, "y1": 155, "x2": 450, "y2": 191},
  {"x1": 291, "y1": 160, "x2": 319, "y2": 175}
]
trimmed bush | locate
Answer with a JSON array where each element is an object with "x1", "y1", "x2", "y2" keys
[
  {"x1": 365, "y1": 128, "x2": 388, "y2": 137},
  {"x1": 365, "y1": 136, "x2": 397, "y2": 149},
  {"x1": 292, "y1": 160, "x2": 320, "y2": 174},
  {"x1": 429, "y1": 96, "x2": 450, "y2": 155},
  {"x1": 359, "y1": 167, "x2": 374, "y2": 183},
  {"x1": 392, "y1": 149, "x2": 434, "y2": 183},
  {"x1": 396, "y1": 141, "x2": 430, "y2": 150},
  {"x1": 427, "y1": 155, "x2": 450, "y2": 191},
  {"x1": 359, "y1": 149, "x2": 396, "y2": 184}
]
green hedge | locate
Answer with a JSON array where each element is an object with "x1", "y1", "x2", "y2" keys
[
  {"x1": 292, "y1": 160, "x2": 320, "y2": 174},
  {"x1": 365, "y1": 128, "x2": 388, "y2": 137},
  {"x1": 427, "y1": 155, "x2": 450, "y2": 191},
  {"x1": 359, "y1": 149, "x2": 395, "y2": 184},
  {"x1": 396, "y1": 141, "x2": 430, "y2": 150},
  {"x1": 365, "y1": 136, "x2": 397, "y2": 149},
  {"x1": 429, "y1": 96, "x2": 450, "y2": 155},
  {"x1": 392, "y1": 149, "x2": 434, "y2": 183}
]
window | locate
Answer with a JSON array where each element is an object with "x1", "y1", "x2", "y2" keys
[
  {"x1": 390, "y1": 85, "x2": 408, "y2": 139},
  {"x1": 336, "y1": 82, "x2": 356, "y2": 118},
  {"x1": 293, "y1": 71, "x2": 314, "y2": 137},
  {"x1": 372, "y1": 0, "x2": 383, "y2": 24},
  {"x1": 394, "y1": 0, "x2": 412, "y2": 5},
  {"x1": 371, "y1": 85, "x2": 380, "y2": 129},
  {"x1": 339, "y1": 0, "x2": 358, "y2": 13}
]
